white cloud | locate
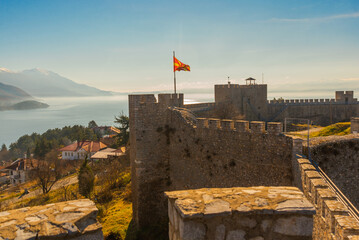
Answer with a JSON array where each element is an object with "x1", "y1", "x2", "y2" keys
[
  {"x1": 340, "y1": 77, "x2": 359, "y2": 82},
  {"x1": 0, "y1": 67, "x2": 13, "y2": 73},
  {"x1": 270, "y1": 12, "x2": 359, "y2": 23}
]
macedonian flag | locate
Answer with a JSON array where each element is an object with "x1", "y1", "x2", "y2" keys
[{"x1": 173, "y1": 57, "x2": 190, "y2": 72}]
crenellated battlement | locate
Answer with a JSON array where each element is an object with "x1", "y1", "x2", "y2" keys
[
  {"x1": 195, "y1": 117, "x2": 282, "y2": 135},
  {"x1": 158, "y1": 93, "x2": 184, "y2": 107},
  {"x1": 268, "y1": 98, "x2": 358, "y2": 105},
  {"x1": 293, "y1": 155, "x2": 359, "y2": 239},
  {"x1": 129, "y1": 93, "x2": 184, "y2": 108},
  {"x1": 215, "y1": 83, "x2": 240, "y2": 89}
]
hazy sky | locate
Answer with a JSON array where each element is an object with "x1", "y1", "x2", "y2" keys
[{"x1": 0, "y1": 0, "x2": 358, "y2": 93}]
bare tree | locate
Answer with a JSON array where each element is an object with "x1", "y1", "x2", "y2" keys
[{"x1": 33, "y1": 150, "x2": 64, "y2": 194}]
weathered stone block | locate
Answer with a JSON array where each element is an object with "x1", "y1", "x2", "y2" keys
[
  {"x1": 310, "y1": 178, "x2": 328, "y2": 205},
  {"x1": 234, "y1": 120, "x2": 249, "y2": 132},
  {"x1": 324, "y1": 200, "x2": 349, "y2": 233},
  {"x1": 221, "y1": 120, "x2": 234, "y2": 131},
  {"x1": 179, "y1": 219, "x2": 206, "y2": 240},
  {"x1": 274, "y1": 216, "x2": 313, "y2": 236},
  {"x1": 226, "y1": 230, "x2": 246, "y2": 240},
  {"x1": 0, "y1": 199, "x2": 103, "y2": 240},
  {"x1": 267, "y1": 122, "x2": 282, "y2": 135},
  {"x1": 250, "y1": 121, "x2": 265, "y2": 133},
  {"x1": 197, "y1": 118, "x2": 208, "y2": 128},
  {"x1": 335, "y1": 215, "x2": 359, "y2": 240},
  {"x1": 215, "y1": 224, "x2": 225, "y2": 240},
  {"x1": 208, "y1": 118, "x2": 221, "y2": 129},
  {"x1": 316, "y1": 188, "x2": 337, "y2": 218}
]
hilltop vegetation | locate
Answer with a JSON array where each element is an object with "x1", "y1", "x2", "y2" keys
[
  {"x1": 1, "y1": 155, "x2": 134, "y2": 240},
  {"x1": 0, "y1": 100, "x2": 49, "y2": 111},
  {"x1": 1, "y1": 125, "x2": 99, "y2": 162},
  {"x1": 310, "y1": 122, "x2": 351, "y2": 138}
]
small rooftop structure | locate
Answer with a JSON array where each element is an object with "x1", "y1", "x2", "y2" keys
[{"x1": 245, "y1": 77, "x2": 256, "y2": 85}]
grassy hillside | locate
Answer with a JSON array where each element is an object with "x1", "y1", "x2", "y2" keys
[
  {"x1": 1, "y1": 159, "x2": 134, "y2": 240},
  {"x1": 310, "y1": 122, "x2": 351, "y2": 137}
]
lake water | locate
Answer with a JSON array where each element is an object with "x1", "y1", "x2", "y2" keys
[
  {"x1": 0, "y1": 93, "x2": 214, "y2": 147},
  {"x1": 0, "y1": 90, "x2": 334, "y2": 147}
]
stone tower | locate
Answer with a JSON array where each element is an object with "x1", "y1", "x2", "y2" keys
[{"x1": 215, "y1": 78, "x2": 268, "y2": 121}]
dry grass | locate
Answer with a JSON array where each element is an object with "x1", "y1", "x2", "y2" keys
[{"x1": 309, "y1": 122, "x2": 351, "y2": 138}]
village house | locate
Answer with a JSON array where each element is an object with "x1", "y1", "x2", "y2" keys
[
  {"x1": 0, "y1": 166, "x2": 9, "y2": 185},
  {"x1": 90, "y1": 147, "x2": 125, "y2": 161},
  {"x1": 5, "y1": 158, "x2": 38, "y2": 185},
  {"x1": 59, "y1": 140, "x2": 107, "y2": 160}
]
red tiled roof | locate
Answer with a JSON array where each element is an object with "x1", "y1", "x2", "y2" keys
[
  {"x1": 59, "y1": 141, "x2": 107, "y2": 153},
  {"x1": 5, "y1": 159, "x2": 38, "y2": 171}
]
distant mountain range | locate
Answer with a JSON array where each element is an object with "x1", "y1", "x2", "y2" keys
[
  {"x1": 0, "y1": 82, "x2": 49, "y2": 111},
  {"x1": 0, "y1": 81, "x2": 32, "y2": 104},
  {"x1": 0, "y1": 68, "x2": 112, "y2": 97}
]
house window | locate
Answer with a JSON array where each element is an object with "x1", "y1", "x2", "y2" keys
[{"x1": 71, "y1": 153, "x2": 73, "y2": 156}]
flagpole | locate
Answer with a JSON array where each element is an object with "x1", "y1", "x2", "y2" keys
[{"x1": 173, "y1": 51, "x2": 176, "y2": 94}]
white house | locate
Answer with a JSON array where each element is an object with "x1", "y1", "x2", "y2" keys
[{"x1": 59, "y1": 141, "x2": 107, "y2": 160}]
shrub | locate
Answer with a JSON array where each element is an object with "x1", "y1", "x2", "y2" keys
[{"x1": 78, "y1": 157, "x2": 94, "y2": 198}]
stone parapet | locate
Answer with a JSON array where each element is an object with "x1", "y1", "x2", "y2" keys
[
  {"x1": 0, "y1": 199, "x2": 103, "y2": 240},
  {"x1": 195, "y1": 118, "x2": 283, "y2": 135},
  {"x1": 267, "y1": 122, "x2": 282, "y2": 135},
  {"x1": 294, "y1": 155, "x2": 359, "y2": 239},
  {"x1": 351, "y1": 117, "x2": 359, "y2": 133},
  {"x1": 268, "y1": 98, "x2": 358, "y2": 105},
  {"x1": 165, "y1": 186, "x2": 315, "y2": 240},
  {"x1": 250, "y1": 121, "x2": 265, "y2": 133}
]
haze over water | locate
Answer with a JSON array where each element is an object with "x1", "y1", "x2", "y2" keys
[{"x1": 0, "y1": 89, "x2": 338, "y2": 147}]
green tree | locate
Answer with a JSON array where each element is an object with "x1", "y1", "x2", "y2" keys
[
  {"x1": 78, "y1": 157, "x2": 94, "y2": 198},
  {"x1": 114, "y1": 112, "x2": 129, "y2": 147},
  {"x1": 88, "y1": 120, "x2": 98, "y2": 128},
  {"x1": 34, "y1": 137, "x2": 52, "y2": 159},
  {"x1": 26, "y1": 147, "x2": 31, "y2": 159},
  {"x1": 1, "y1": 144, "x2": 6, "y2": 152}
]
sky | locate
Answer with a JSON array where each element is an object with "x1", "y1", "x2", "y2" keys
[{"x1": 0, "y1": 0, "x2": 359, "y2": 93}]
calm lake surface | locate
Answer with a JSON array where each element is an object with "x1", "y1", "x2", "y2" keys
[
  {"x1": 0, "y1": 90, "x2": 333, "y2": 147},
  {"x1": 0, "y1": 93, "x2": 213, "y2": 147}
]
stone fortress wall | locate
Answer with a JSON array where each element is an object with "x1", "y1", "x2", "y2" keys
[
  {"x1": 307, "y1": 138, "x2": 359, "y2": 210},
  {"x1": 352, "y1": 117, "x2": 359, "y2": 133},
  {"x1": 129, "y1": 93, "x2": 294, "y2": 231},
  {"x1": 129, "y1": 91, "x2": 359, "y2": 239},
  {"x1": 189, "y1": 83, "x2": 359, "y2": 126},
  {"x1": 292, "y1": 152, "x2": 359, "y2": 240}
]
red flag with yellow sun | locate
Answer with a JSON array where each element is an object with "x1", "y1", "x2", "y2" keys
[
  {"x1": 172, "y1": 51, "x2": 190, "y2": 94},
  {"x1": 173, "y1": 56, "x2": 190, "y2": 72}
]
